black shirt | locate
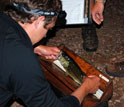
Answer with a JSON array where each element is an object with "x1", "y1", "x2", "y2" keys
[{"x1": 0, "y1": 13, "x2": 80, "y2": 107}]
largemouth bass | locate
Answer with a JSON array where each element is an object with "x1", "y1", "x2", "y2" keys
[{"x1": 53, "y1": 50, "x2": 85, "y2": 85}]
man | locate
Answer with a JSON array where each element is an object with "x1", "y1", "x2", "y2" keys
[
  {"x1": 0, "y1": 0, "x2": 100, "y2": 106},
  {"x1": 82, "y1": 0, "x2": 105, "y2": 52}
]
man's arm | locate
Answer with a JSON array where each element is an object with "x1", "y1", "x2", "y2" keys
[
  {"x1": 71, "y1": 76, "x2": 100, "y2": 104},
  {"x1": 34, "y1": 45, "x2": 60, "y2": 60},
  {"x1": 91, "y1": 0, "x2": 106, "y2": 24}
]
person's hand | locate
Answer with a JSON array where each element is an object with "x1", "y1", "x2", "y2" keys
[
  {"x1": 34, "y1": 45, "x2": 60, "y2": 60},
  {"x1": 71, "y1": 75, "x2": 100, "y2": 104},
  {"x1": 82, "y1": 75, "x2": 100, "y2": 95},
  {"x1": 91, "y1": 2, "x2": 104, "y2": 25}
]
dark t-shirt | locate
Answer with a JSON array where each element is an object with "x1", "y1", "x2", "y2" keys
[{"x1": 0, "y1": 13, "x2": 80, "y2": 107}]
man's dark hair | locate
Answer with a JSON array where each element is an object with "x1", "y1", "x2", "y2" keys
[{"x1": 1, "y1": 0, "x2": 62, "y2": 27}]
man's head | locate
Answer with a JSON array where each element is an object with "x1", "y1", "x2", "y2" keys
[
  {"x1": 3, "y1": 0, "x2": 62, "y2": 27},
  {"x1": 2, "y1": 0, "x2": 62, "y2": 44}
]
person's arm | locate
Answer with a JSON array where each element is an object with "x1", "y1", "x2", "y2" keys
[
  {"x1": 91, "y1": 0, "x2": 106, "y2": 24},
  {"x1": 71, "y1": 75, "x2": 100, "y2": 104},
  {"x1": 34, "y1": 45, "x2": 60, "y2": 60}
]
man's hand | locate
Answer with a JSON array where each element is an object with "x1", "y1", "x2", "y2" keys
[
  {"x1": 82, "y1": 75, "x2": 100, "y2": 95},
  {"x1": 34, "y1": 45, "x2": 60, "y2": 60},
  {"x1": 71, "y1": 75, "x2": 100, "y2": 104},
  {"x1": 91, "y1": 2, "x2": 104, "y2": 25}
]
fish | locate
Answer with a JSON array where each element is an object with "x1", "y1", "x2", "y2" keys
[{"x1": 53, "y1": 50, "x2": 85, "y2": 85}]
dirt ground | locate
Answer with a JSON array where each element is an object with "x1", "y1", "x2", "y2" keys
[{"x1": 44, "y1": 0, "x2": 124, "y2": 106}]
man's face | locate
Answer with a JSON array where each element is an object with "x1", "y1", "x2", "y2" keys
[
  {"x1": 41, "y1": 21, "x2": 55, "y2": 38},
  {"x1": 34, "y1": 20, "x2": 56, "y2": 44}
]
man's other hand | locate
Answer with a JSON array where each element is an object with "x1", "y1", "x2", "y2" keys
[{"x1": 34, "y1": 45, "x2": 60, "y2": 60}]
